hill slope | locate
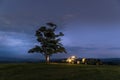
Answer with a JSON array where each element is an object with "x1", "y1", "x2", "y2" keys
[{"x1": 0, "y1": 63, "x2": 120, "y2": 80}]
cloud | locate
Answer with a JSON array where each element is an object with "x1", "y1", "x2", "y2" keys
[
  {"x1": 64, "y1": 46, "x2": 120, "y2": 58},
  {"x1": 0, "y1": 31, "x2": 37, "y2": 58},
  {"x1": 0, "y1": 0, "x2": 120, "y2": 33},
  {"x1": 0, "y1": 0, "x2": 120, "y2": 58},
  {"x1": 107, "y1": 47, "x2": 120, "y2": 50},
  {"x1": 0, "y1": 31, "x2": 34, "y2": 47},
  {"x1": 0, "y1": 0, "x2": 3, "y2": 6}
]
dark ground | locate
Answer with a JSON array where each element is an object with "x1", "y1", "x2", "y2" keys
[{"x1": 0, "y1": 63, "x2": 120, "y2": 80}]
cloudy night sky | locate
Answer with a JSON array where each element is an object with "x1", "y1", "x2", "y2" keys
[{"x1": 0, "y1": 0, "x2": 120, "y2": 60}]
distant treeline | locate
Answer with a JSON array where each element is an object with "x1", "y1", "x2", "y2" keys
[
  {"x1": 0, "y1": 58, "x2": 120, "y2": 65},
  {"x1": 51, "y1": 58, "x2": 120, "y2": 65}
]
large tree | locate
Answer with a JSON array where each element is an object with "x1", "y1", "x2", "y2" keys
[{"x1": 28, "y1": 22, "x2": 67, "y2": 63}]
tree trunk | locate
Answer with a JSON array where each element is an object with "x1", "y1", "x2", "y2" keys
[{"x1": 45, "y1": 55, "x2": 50, "y2": 63}]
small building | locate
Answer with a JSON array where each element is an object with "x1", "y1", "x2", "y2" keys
[
  {"x1": 65, "y1": 56, "x2": 82, "y2": 64},
  {"x1": 66, "y1": 56, "x2": 78, "y2": 64},
  {"x1": 65, "y1": 56, "x2": 102, "y2": 65}
]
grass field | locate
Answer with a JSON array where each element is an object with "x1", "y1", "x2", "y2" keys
[{"x1": 0, "y1": 63, "x2": 120, "y2": 80}]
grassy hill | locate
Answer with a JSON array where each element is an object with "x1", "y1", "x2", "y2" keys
[{"x1": 0, "y1": 63, "x2": 120, "y2": 80}]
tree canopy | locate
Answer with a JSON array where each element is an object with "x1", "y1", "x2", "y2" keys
[{"x1": 28, "y1": 22, "x2": 67, "y2": 63}]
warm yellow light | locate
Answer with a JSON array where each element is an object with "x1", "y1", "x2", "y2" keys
[
  {"x1": 71, "y1": 56, "x2": 76, "y2": 59},
  {"x1": 82, "y1": 58, "x2": 86, "y2": 63},
  {"x1": 77, "y1": 61, "x2": 80, "y2": 64},
  {"x1": 66, "y1": 58, "x2": 71, "y2": 63},
  {"x1": 68, "y1": 59, "x2": 72, "y2": 63},
  {"x1": 66, "y1": 56, "x2": 77, "y2": 63}
]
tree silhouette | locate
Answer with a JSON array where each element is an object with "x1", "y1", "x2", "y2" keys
[{"x1": 28, "y1": 22, "x2": 67, "y2": 63}]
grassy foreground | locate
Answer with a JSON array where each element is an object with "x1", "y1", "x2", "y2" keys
[{"x1": 0, "y1": 63, "x2": 120, "y2": 80}]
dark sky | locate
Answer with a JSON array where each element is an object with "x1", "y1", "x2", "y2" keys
[{"x1": 0, "y1": 0, "x2": 120, "y2": 59}]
